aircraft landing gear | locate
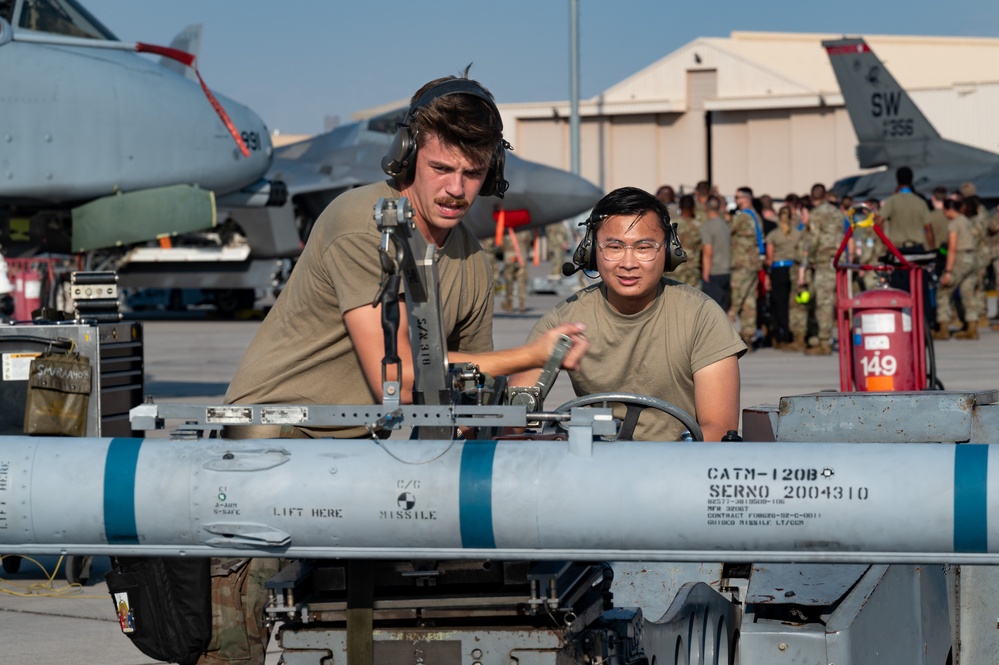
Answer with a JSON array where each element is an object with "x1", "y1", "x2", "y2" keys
[{"x1": 65, "y1": 555, "x2": 94, "y2": 586}]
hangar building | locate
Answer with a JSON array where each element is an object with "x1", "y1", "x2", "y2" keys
[{"x1": 497, "y1": 32, "x2": 999, "y2": 199}]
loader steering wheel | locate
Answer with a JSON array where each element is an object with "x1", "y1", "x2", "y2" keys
[{"x1": 545, "y1": 392, "x2": 703, "y2": 441}]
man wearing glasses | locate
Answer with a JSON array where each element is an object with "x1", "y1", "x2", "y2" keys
[{"x1": 512, "y1": 187, "x2": 746, "y2": 441}]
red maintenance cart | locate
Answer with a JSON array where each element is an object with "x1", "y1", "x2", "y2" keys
[{"x1": 833, "y1": 222, "x2": 928, "y2": 392}]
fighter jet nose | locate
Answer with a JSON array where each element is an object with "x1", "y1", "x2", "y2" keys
[
  {"x1": 461, "y1": 153, "x2": 601, "y2": 238},
  {"x1": 213, "y1": 93, "x2": 274, "y2": 187},
  {"x1": 546, "y1": 166, "x2": 603, "y2": 205},
  {"x1": 502, "y1": 154, "x2": 603, "y2": 220}
]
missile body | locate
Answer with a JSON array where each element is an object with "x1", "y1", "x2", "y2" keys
[{"x1": 0, "y1": 436, "x2": 993, "y2": 563}]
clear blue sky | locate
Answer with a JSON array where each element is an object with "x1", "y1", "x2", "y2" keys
[{"x1": 84, "y1": 0, "x2": 999, "y2": 136}]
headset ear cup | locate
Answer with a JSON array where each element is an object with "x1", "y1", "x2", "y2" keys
[
  {"x1": 586, "y1": 227, "x2": 597, "y2": 271},
  {"x1": 571, "y1": 227, "x2": 592, "y2": 272},
  {"x1": 575, "y1": 226, "x2": 596, "y2": 271},
  {"x1": 664, "y1": 222, "x2": 688, "y2": 273},
  {"x1": 479, "y1": 142, "x2": 509, "y2": 198},
  {"x1": 381, "y1": 126, "x2": 417, "y2": 180}
]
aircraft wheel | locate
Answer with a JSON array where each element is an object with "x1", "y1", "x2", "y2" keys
[
  {"x1": 65, "y1": 555, "x2": 93, "y2": 586},
  {"x1": 548, "y1": 392, "x2": 702, "y2": 441},
  {"x1": 1, "y1": 555, "x2": 21, "y2": 574}
]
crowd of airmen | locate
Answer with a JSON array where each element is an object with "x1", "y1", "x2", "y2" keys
[{"x1": 658, "y1": 173, "x2": 999, "y2": 354}]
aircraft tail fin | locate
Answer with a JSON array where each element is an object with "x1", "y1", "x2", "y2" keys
[
  {"x1": 160, "y1": 24, "x2": 203, "y2": 82},
  {"x1": 823, "y1": 37, "x2": 942, "y2": 169}
]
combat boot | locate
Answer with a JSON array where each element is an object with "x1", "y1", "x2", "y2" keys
[
  {"x1": 932, "y1": 324, "x2": 951, "y2": 341},
  {"x1": 954, "y1": 321, "x2": 979, "y2": 340},
  {"x1": 782, "y1": 338, "x2": 806, "y2": 352},
  {"x1": 803, "y1": 342, "x2": 833, "y2": 356}
]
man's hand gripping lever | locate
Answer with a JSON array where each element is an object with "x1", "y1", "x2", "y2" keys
[{"x1": 508, "y1": 334, "x2": 574, "y2": 416}]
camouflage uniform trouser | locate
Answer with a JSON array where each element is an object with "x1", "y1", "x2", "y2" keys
[
  {"x1": 789, "y1": 287, "x2": 809, "y2": 345},
  {"x1": 937, "y1": 251, "x2": 981, "y2": 324},
  {"x1": 976, "y1": 248, "x2": 990, "y2": 321},
  {"x1": 811, "y1": 266, "x2": 836, "y2": 345},
  {"x1": 502, "y1": 261, "x2": 528, "y2": 310},
  {"x1": 671, "y1": 265, "x2": 701, "y2": 290},
  {"x1": 730, "y1": 269, "x2": 758, "y2": 340},
  {"x1": 198, "y1": 424, "x2": 302, "y2": 665},
  {"x1": 546, "y1": 223, "x2": 569, "y2": 277},
  {"x1": 479, "y1": 237, "x2": 501, "y2": 291},
  {"x1": 197, "y1": 557, "x2": 281, "y2": 665}
]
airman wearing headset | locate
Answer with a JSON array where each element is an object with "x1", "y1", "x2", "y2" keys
[
  {"x1": 210, "y1": 74, "x2": 588, "y2": 665},
  {"x1": 511, "y1": 187, "x2": 746, "y2": 442}
]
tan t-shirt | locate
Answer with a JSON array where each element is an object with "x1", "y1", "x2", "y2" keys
[
  {"x1": 225, "y1": 180, "x2": 494, "y2": 436},
  {"x1": 927, "y1": 209, "x2": 949, "y2": 250},
  {"x1": 765, "y1": 227, "x2": 802, "y2": 263},
  {"x1": 880, "y1": 192, "x2": 929, "y2": 248},
  {"x1": 528, "y1": 279, "x2": 746, "y2": 441},
  {"x1": 948, "y1": 213, "x2": 975, "y2": 252}
]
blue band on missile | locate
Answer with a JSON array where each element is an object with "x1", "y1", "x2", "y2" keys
[
  {"x1": 954, "y1": 444, "x2": 988, "y2": 553},
  {"x1": 104, "y1": 438, "x2": 142, "y2": 544},
  {"x1": 459, "y1": 441, "x2": 496, "y2": 548}
]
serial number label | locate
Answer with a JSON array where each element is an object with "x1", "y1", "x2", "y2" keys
[
  {"x1": 261, "y1": 406, "x2": 308, "y2": 424},
  {"x1": 704, "y1": 467, "x2": 869, "y2": 528},
  {"x1": 206, "y1": 406, "x2": 253, "y2": 424}
]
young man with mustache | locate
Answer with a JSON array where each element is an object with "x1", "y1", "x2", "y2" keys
[{"x1": 205, "y1": 75, "x2": 588, "y2": 665}]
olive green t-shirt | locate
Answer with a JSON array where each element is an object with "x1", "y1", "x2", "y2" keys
[
  {"x1": 528, "y1": 278, "x2": 746, "y2": 441},
  {"x1": 699, "y1": 215, "x2": 731, "y2": 276},
  {"x1": 225, "y1": 180, "x2": 494, "y2": 435}
]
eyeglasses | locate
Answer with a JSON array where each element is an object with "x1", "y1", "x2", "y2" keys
[{"x1": 596, "y1": 241, "x2": 664, "y2": 262}]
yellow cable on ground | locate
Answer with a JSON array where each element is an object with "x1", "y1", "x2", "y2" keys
[{"x1": 0, "y1": 554, "x2": 105, "y2": 599}]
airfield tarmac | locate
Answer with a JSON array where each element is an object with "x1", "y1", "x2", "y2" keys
[{"x1": 3, "y1": 261, "x2": 999, "y2": 663}]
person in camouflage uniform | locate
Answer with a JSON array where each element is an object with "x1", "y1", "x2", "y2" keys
[
  {"x1": 201, "y1": 558, "x2": 282, "y2": 665},
  {"x1": 989, "y1": 208, "x2": 999, "y2": 331},
  {"x1": 847, "y1": 204, "x2": 882, "y2": 292},
  {"x1": 936, "y1": 198, "x2": 982, "y2": 339},
  {"x1": 729, "y1": 187, "x2": 765, "y2": 345},
  {"x1": 960, "y1": 186, "x2": 991, "y2": 328},
  {"x1": 479, "y1": 235, "x2": 503, "y2": 293},
  {"x1": 803, "y1": 183, "x2": 843, "y2": 355},
  {"x1": 656, "y1": 184, "x2": 679, "y2": 221},
  {"x1": 693, "y1": 180, "x2": 712, "y2": 219},
  {"x1": 784, "y1": 199, "x2": 810, "y2": 350},
  {"x1": 545, "y1": 221, "x2": 570, "y2": 278},
  {"x1": 501, "y1": 228, "x2": 534, "y2": 312},
  {"x1": 671, "y1": 194, "x2": 702, "y2": 288},
  {"x1": 787, "y1": 281, "x2": 812, "y2": 352}
]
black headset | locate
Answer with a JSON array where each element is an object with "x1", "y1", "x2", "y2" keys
[
  {"x1": 381, "y1": 79, "x2": 510, "y2": 198},
  {"x1": 562, "y1": 209, "x2": 687, "y2": 276}
]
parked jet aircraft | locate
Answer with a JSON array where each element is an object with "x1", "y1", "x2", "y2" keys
[
  {"x1": 824, "y1": 37, "x2": 999, "y2": 201},
  {"x1": 1, "y1": 0, "x2": 600, "y2": 312},
  {"x1": 0, "y1": 0, "x2": 275, "y2": 258},
  {"x1": 116, "y1": 106, "x2": 605, "y2": 307}
]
